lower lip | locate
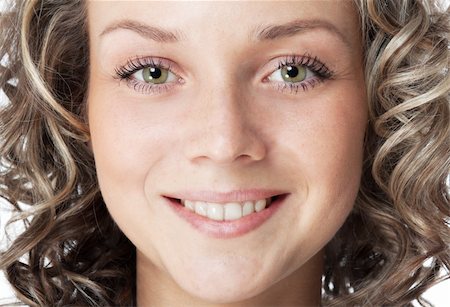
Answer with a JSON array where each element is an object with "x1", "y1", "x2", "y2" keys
[{"x1": 163, "y1": 195, "x2": 287, "y2": 239}]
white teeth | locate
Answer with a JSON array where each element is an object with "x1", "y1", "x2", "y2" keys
[
  {"x1": 182, "y1": 198, "x2": 271, "y2": 221},
  {"x1": 255, "y1": 199, "x2": 267, "y2": 212},
  {"x1": 184, "y1": 200, "x2": 195, "y2": 211},
  {"x1": 194, "y1": 201, "x2": 208, "y2": 217},
  {"x1": 207, "y1": 203, "x2": 224, "y2": 221},
  {"x1": 224, "y1": 202, "x2": 242, "y2": 221},
  {"x1": 242, "y1": 201, "x2": 255, "y2": 216}
]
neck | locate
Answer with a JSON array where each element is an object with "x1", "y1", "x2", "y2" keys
[{"x1": 136, "y1": 250, "x2": 323, "y2": 307}]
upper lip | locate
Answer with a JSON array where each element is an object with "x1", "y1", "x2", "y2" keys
[{"x1": 164, "y1": 189, "x2": 288, "y2": 203}]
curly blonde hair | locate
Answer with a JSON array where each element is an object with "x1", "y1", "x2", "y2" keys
[{"x1": 0, "y1": 0, "x2": 449, "y2": 306}]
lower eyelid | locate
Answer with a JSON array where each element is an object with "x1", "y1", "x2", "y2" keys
[
  {"x1": 266, "y1": 76, "x2": 325, "y2": 94},
  {"x1": 123, "y1": 67, "x2": 184, "y2": 95},
  {"x1": 124, "y1": 68, "x2": 325, "y2": 95},
  {"x1": 125, "y1": 78, "x2": 177, "y2": 95}
]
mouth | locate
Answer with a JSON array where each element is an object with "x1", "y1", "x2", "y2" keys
[
  {"x1": 163, "y1": 193, "x2": 290, "y2": 239},
  {"x1": 170, "y1": 195, "x2": 283, "y2": 221},
  {"x1": 166, "y1": 194, "x2": 285, "y2": 222}
]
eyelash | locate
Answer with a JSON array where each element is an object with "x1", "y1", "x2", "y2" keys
[
  {"x1": 268, "y1": 54, "x2": 334, "y2": 94},
  {"x1": 114, "y1": 54, "x2": 334, "y2": 95},
  {"x1": 115, "y1": 57, "x2": 179, "y2": 95}
]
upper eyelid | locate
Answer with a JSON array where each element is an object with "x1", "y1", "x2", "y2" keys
[
  {"x1": 260, "y1": 55, "x2": 332, "y2": 80},
  {"x1": 114, "y1": 54, "x2": 332, "y2": 83},
  {"x1": 114, "y1": 56, "x2": 182, "y2": 80}
]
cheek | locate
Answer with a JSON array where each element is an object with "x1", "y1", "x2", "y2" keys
[
  {"x1": 87, "y1": 92, "x2": 180, "y2": 270},
  {"x1": 86, "y1": 87, "x2": 173, "y2": 223},
  {"x1": 313, "y1": 85, "x2": 367, "y2": 190},
  {"x1": 313, "y1": 88, "x2": 367, "y2": 228},
  {"x1": 88, "y1": 85, "x2": 180, "y2": 184},
  {"x1": 275, "y1": 80, "x2": 367, "y2": 251}
]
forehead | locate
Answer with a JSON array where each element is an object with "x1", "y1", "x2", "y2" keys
[{"x1": 88, "y1": 1, "x2": 360, "y2": 51}]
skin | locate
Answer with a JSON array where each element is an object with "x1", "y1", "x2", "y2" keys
[{"x1": 87, "y1": 1, "x2": 367, "y2": 306}]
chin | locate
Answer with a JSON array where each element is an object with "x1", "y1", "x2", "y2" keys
[
  {"x1": 172, "y1": 265, "x2": 273, "y2": 304},
  {"x1": 184, "y1": 282, "x2": 264, "y2": 304}
]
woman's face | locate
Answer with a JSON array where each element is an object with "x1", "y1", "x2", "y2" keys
[{"x1": 87, "y1": 0, "x2": 367, "y2": 303}]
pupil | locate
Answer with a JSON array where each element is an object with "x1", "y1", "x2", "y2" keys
[
  {"x1": 286, "y1": 66, "x2": 299, "y2": 78},
  {"x1": 150, "y1": 67, "x2": 162, "y2": 79}
]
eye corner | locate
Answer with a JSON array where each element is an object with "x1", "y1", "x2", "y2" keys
[{"x1": 261, "y1": 75, "x2": 271, "y2": 84}]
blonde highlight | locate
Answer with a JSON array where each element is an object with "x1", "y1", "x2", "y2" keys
[
  {"x1": 324, "y1": 0, "x2": 450, "y2": 305},
  {"x1": 1, "y1": 0, "x2": 134, "y2": 305}
]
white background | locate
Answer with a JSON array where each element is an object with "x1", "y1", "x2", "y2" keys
[{"x1": 0, "y1": 0, "x2": 449, "y2": 305}]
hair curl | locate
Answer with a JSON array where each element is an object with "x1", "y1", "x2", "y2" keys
[{"x1": 0, "y1": 0, "x2": 448, "y2": 306}]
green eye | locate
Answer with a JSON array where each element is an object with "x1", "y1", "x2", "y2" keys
[
  {"x1": 142, "y1": 67, "x2": 169, "y2": 84},
  {"x1": 280, "y1": 65, "x2": 307, "y2": 83}
]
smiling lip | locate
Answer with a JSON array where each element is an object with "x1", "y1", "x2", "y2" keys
[{"x1": 163, "y1": 189, "x2": 288, "y2": 239}]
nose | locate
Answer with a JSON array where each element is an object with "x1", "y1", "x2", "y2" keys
[{"x1": 183, "y1": 84, "x2": 267, "y2": 165}]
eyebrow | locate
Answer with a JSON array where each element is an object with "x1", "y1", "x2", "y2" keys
[
  {"x1": 253, "y1": 19, "x2": 352, "y2": 48},
  {"x1": 100, "y1": 18, "x2": 352, "y2": 49},
  {"x1": 100, "y1": 20, "x2": 181, "y2": 43}
]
